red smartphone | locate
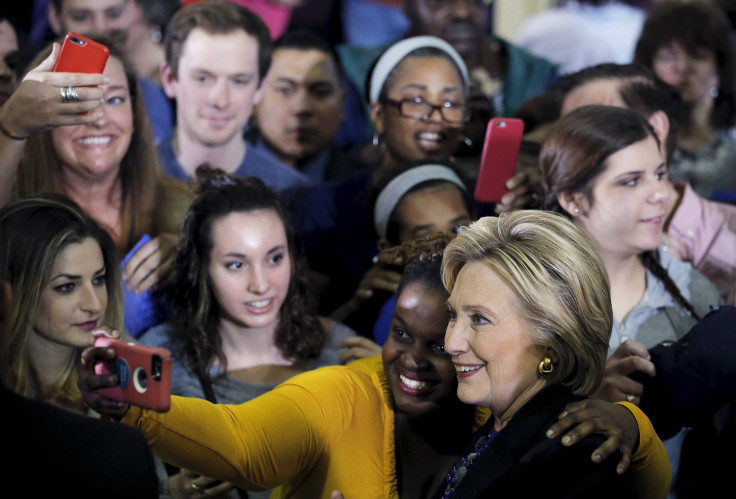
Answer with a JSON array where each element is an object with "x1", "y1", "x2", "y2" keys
[
  {"x1": 474, "y1": 117, "x2": 525, "y2": 203},
  {"x1": 94, "y1": 337, "x2": 172, "y2": 412},
  {"x1": 53, "y1": 32, "x2": 110, "y2": 74}
]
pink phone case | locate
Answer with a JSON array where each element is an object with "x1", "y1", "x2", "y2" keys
[
  {"x1": 474, "y1": 118, "x2": 525, "y2": 203},
  {"x1": 53, "y1": 32, "x2": 110, "y2": 74},
  {"x1": 94, "y1": 337, "x2": 172, "y2": 412}
]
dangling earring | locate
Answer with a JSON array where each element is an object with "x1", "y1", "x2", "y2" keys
[
  {"x1": 538, "y1": 357, "x2": 554, "y2": 375},
  {"x1": 710, "y1": 86, "x2": 720, "y2": 98},
  {"x1": 462, "y1": 135, "x2": 473, "y2": 147},
  {"x1": 372, "y1": 133, "x2": 380, "y2": 147}
]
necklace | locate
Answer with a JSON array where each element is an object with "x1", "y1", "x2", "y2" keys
[{"x1": 442, "y1": 427, "x2": 498, "y2": 497}]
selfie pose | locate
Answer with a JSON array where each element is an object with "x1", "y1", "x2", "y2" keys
[{"x1": 81, "y1": 234, "x2": 669, "y2": 499}]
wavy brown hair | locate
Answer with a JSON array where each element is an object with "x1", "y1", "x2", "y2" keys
[
  {"x1": 15, "y1": 35, "x2": 161, "y2": 252},
  {"x1": 164, "y1": 165, "x2": 325, "y2": 379}
]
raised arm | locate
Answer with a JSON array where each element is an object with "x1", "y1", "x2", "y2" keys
[{"x1": 0, "y1": 43, "x2": 105, "y2": 206}]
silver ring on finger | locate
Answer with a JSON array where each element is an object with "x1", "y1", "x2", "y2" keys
[
  {"x1": 626, "y1": 394, "x2": 636, "y2": 403},
  {"x1": 192, "y1": 483, "x2": 203, "y2": 492},
  {"x1": 60, "y1": 86, "x2": 80, "y2": 103}
]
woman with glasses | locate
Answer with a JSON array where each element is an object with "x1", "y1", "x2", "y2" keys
[{"x1": 291, "y1": 36, "x2": 474, "y2": 321}]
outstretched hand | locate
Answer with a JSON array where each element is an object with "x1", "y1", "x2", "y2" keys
[
  {"x1": 546, "y1": 398, "x2": 639, "y2": 475},
  {"x1": 0, "y1": 43, "x2": 106, "y2": 139},
  {"x1": 78, "y1": 329, "x2": 129, "y2": 419}
]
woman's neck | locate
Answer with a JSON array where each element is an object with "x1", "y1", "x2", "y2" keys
[
  {"x1": 678, "y1": 99, "x2": 716, "y2": 151},
  {"x1": 600, "y1": 250, "x2": 648, "y2": 324},
  {"x1": 216, "y1": 316, "x2": 291, "y2": 371},
  {"x1": 493, "y1": 378, "x2": 547, "y2": 432},
  {"x1": 26, "y1": 331, "x2": 76, "y2": 394}
]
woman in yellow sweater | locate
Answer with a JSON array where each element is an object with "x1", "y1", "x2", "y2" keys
[{"x1": 80, "y1": 234, "x2": 670, "y2": 498}]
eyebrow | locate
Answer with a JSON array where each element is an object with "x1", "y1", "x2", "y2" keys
[
  {"x1": 222, "y1": 245, "x2": 287, "y2": 259},
  {"x1": 612, "y1": 161, "x2": 666, "y2": 179},
  {"x1": 399, "y1": 83, "x2": 461, "y2": 93},
  {"x1": 49, "y1": 266, "x2": 106, "y2": 282},
  {"x1": 447, "y1": 297, "x2": 497, "y2": 320}
]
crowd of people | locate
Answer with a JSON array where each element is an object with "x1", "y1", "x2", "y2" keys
[{"x1": 1, "y1": 1, "x2": 735, "y2": 498}]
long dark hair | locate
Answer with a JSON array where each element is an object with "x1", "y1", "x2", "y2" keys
[
  {"x1": 164, "y1": 165, "x2": 325, "y2": 379},
  {"x1": 541, "y1": 105, "x2": 699, "y2": 318}
]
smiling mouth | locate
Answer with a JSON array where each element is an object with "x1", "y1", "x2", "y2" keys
[
  {"x1": 399, "y1": 373, "x2": 433, "y2": 390},
  {"x1": 243, "y1": 298, "x2": 275, "y2": 313},
  {"x1": 455, "y1": 365, "x2": 483, "y2": 373},
  {"x1": 77, "y1": 135, "x2": 113, "y2": 146},
  {"x1": 416, "y1": 131, "x2": 447, "y2": 150}
]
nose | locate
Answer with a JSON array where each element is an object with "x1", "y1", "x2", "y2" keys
[
  {"x1": 89, "y1": 101, "x2": 110, "y2": 128},
  {"x1": 425, "y1": 104, "x2": 445, "y2": 124},
  {"x1": 452, "y1": 0, "x2": 472, "y2": 18},
  {"x1": 81, "y1": 284, "x2": 103, "y2": 315},
  {"x1": 649, "y1": 177, "x2": 671, "y2": 204},
  {"x1": 209, "y1": 80, "x2": 230, "y2": 109},
  {"x1": 293, "y1": 86, "x2": 314, "y2": 117},
  {"x1": 247, "y1": 265, "x2": 270, "y2": 294},
  {"x1": 403, "y1": 345, "x2": 430, "y2": 371},
  {"x1": 91, "y1": 15, "x2": 110, "y2": 37},
  {"x1": 444, "y1": 320, "x2": 468, "y2": 357}
]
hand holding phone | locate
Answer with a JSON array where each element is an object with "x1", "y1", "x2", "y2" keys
[
  {"x1": 94, "y1": 337, "x2": 172, "y2": 412},
  {"x1": 474, "y1": 118, "x2": 525, "y2": 203},
  {"x1": 53, "y1": 33, "x2": 110, "y2": 75}
]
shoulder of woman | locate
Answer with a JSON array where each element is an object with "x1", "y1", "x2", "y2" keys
[
  {"x1": 319, "y1": 317, "x2": 358, "y2": 344},
  {"x1": 136, "y1": 321, "x2": 174, "y2": 348}
]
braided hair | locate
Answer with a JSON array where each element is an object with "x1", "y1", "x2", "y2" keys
[{"x1": 540, "y1": 105, "x2": 698, "y2": 318}]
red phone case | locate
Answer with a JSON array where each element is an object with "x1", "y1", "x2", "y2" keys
[
  {"x1": 474, "y1": 117, "x2": 525, "y2": 203},
  {"x1": 94, "y1": 337, "x2": 172, "y2": 412},
  {"x1": 53, "y1": 32, "x2": 110, "y2": 74}
]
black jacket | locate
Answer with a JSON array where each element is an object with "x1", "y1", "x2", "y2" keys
[{"x1": 433, "y1": 384, "x2": 639, "y2": 498}]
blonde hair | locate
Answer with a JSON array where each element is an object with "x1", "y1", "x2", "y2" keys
[
  {"x1": 442, "y1": 210, "x2": 611, "y2": 395},
  {"x1": 0, "y1": 194, "x2": 123, "y2": 406}
]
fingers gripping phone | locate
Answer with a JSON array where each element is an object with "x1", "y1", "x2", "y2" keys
[
  {"x1": 94, "y1": 337, "x2": 172, "y2": 412},
  {"x1": 53, "y1": 32, "x2": 110, "y2": 74},
  {"x1": 474, "y1": 118, "x2": 525, "y2": 203}
]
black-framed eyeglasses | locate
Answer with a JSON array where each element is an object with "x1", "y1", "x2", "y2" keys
[{"x1": 382, "y1": 97, "x2": 470, "y2": 125}]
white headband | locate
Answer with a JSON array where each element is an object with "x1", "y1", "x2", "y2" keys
[
  {"x1": 369, "y1": 35, "x2": 470, "y2": 103},
  {"x1": 374, "y1": 164, "x2": 467, "y2": 240}
]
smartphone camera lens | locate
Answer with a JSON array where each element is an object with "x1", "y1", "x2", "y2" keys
[
  {"x1": 133, "y1": 366, "x2": 149, "y2": 393},
  {"x1": 152, "y1": 356, "x2": 163, "y2": 382},
  {"x1": 70, "y1": 36, "x2": 87, "y2": 47}
]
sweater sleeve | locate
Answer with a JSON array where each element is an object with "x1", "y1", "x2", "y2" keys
[
  {"x1": 619, "y1": 401, "x2": 672, "y2": 499},
  {"x1": 122, "y1": 366, "x2": 363, "y2": 491}
]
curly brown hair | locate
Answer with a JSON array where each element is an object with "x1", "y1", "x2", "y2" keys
[{"x1": 163, "y1": 165, "x2": 325, "y2": 379}]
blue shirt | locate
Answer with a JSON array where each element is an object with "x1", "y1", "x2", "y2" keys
[{"x1": 157, "y1": 134, "x2": 311, "y2": 200}]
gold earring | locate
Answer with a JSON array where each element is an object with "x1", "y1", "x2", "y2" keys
[{"x1": 538, "y1": 357, "x2": 554, "y2": 375}]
